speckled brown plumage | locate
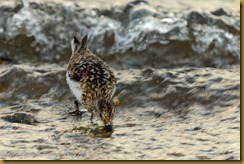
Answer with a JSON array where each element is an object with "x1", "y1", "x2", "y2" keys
[{"x1": 66, "y1": 35, "x2": 116, "y2": 130}]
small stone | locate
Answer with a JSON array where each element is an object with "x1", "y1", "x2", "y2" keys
[
  {"x1": 211, "y1": 8, "x2": 228, "y2": 16},
  {"x1": 141, "y1": 68, "x2": 154, "y2": 77},
  {"x1": 1, "y1": 112, "x2": 38, "y2": 125}
]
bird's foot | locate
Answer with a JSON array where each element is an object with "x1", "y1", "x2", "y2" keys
[{"x1": 68, "y1": 109, "x2": 85, "y2": 116}]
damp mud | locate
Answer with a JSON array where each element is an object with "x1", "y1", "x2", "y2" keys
[{"x1": 0, "y1": 0, "x2": 240, "y2": 160}]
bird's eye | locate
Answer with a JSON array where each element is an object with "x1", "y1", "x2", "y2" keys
[{"x1": 99, "y1": 113, "x2": 102, "y2": 117}]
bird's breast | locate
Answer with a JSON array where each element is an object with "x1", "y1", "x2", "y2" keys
[{"x1": 66, "y1": 72, "x2": 83, "y2": 103}]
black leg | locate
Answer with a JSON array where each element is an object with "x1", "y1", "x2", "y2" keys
[
  {"x1": 74, "y1": 100, "x2": 79, "y2": 111},
  {"x1": 90, "y1": 113, "x2": 94, "y2": 123}
]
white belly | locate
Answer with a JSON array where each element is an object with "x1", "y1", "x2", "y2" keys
[{"x1": 66, "y1": 72, "x2": 83, "y2": 103}]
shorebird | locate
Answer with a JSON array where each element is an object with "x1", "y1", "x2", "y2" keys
[{"x1": 66, "y1": 35, "x2": 116, "y2": 131}]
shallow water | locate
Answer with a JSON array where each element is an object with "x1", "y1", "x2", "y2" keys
[{"x1": 0, "y1": 0, "x2": 240, "y2": 160}]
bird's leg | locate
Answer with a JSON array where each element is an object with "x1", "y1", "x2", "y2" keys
[
  {"x1": 68, "y1": 99, "x2": 84, "y2": 116},
  {"x1": 74, "y1": 99, "x2": 79, "y2": 111},
  {"x1": 90, "y1": 113, "x2": 94, "y2": 123}
]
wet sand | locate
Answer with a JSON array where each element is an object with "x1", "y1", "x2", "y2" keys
[{"x1": 0, "y1": 63, "x2": 240, "y2": 160}]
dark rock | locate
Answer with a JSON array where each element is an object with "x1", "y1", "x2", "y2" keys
[
  {"x1": 141, "y1": 68, "x2": 154, "y2": 77},
  {"x1": 211, "y1": 8, "x2": 229, "y2": 16},
  {"x1": 1, "y1": 112, "x2": 38, "y2": 125}
]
